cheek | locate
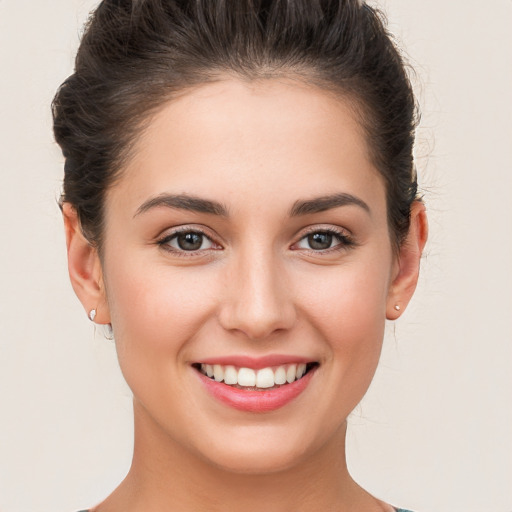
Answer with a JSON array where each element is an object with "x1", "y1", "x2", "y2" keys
[
  {"x1": 298, "y1": 257, "x2": 390, "y2": 335},
  {"x1": 296, "y1": 258, "x2": 390, "y2": 389},
  {"x1": 103, "y1": 258, "x2": 219, "y2": 374}
]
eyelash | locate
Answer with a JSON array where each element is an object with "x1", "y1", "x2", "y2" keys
[{"x1": 156, "y1": 226, "x2": 355, "y2": 257}]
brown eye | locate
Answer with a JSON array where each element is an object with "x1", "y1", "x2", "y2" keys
[
  {"x1": 296, "y1": 231, "x2": 340, "y2": 251},
  {"x1": 293, "y1": 228, "x2": 355, "y2": 253},
  {"x1": 163, "y1": 231, "x2": 214, "y2": 252},
  {"x1": 177, "y1": 232, "x2": 203, "y2": 250},
  {"x1": 307, "y1": 232, "x2": 334, "y2": 250}
]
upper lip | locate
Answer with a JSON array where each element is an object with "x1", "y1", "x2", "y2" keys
[{"x1": 194, "y1": 354, "x2": 316, "y2": 370}]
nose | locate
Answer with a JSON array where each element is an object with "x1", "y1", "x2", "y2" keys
[{"x1": 218, "y1": 247, "x2": 296, "y2": 341}]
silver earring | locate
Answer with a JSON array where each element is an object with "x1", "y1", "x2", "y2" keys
[
  {"x1": 394, "y1": 305, "x2": 401, "y2": 311},
  {"x1": 88, "y1": 309, "x2": 97, "y2": 322}
]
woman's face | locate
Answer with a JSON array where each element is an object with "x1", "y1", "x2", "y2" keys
[{"x1": 96, "y1": 78, "x2": 401, "y2": 472}]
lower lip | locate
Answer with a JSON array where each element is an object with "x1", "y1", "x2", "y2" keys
[{"x1": 196, "y1": 367, "x2": 317, "y2": 413}]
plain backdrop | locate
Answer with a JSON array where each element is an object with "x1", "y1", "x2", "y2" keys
[{"x1": 0, "y1": 1, "x2": 511, "y2": 511}]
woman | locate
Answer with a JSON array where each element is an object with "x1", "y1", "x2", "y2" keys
[{"x1": 53, "y1": 0, "x2": 428, "y2": 510}]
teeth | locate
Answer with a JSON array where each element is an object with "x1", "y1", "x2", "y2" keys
[
  {"x1": 274, "y1": 366, "x2": 287, "y2": 385},
  {"x1": 223, "y1": 365, "x2": 238, "y2": 385},
  {"x1": 213, "y1": 364, "x2": 224, "y2": 382},
  {"x1": 296, "y1": 363, "x2": 306, "y2": 379},
  {"x1": 198, "y1": 362, "x2": 312, "y2": 389},
  {"x1": 256, "y1": 368, "x2": 275, "y2": 388},
  {"x1": 286, "y1": 364, "x2": 297, "y2": 384},
  {"x1": 238, "y1": 368, "x2": 256, "y2": 387}
]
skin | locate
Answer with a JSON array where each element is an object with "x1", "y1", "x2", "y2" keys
[{"x1": 63, "y1": 78, "x2": 427, "y2": 512}]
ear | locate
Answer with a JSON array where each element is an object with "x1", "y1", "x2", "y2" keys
[
  {"x1": 62, "y1": 203, "x2": 110, "y2": 324},
  {"x1": 386, "y1": 201, "x2": 428, "y2": 320}
]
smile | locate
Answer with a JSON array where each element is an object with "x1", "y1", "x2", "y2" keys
[
  {"x1": 193, "y1": 359, "x2": 319, "y2": 412},
  {"x1": 195, "y1": 362, "x2": 317, "y2": 390}
]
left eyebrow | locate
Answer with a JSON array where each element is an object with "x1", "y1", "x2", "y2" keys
[{"x1": 289, "y1": 193, "x2": 371, "y2": 217}]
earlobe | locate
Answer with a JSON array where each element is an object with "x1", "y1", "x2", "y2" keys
[
  {"x1": 386, "y1": 201, "x2": 428, "y2": 320},
  {"x1": 62, "y1": 203, "x2": 110, "y2": 324}
]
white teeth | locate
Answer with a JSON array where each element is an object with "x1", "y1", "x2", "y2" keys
[
  {"x1": 213, "y1": 364, "x2": 224, "y2": 382},
  {"x1": 198, "y1": 362, "x2": 313, "y2": 389},
  {"x1": 274, "y1": 366, "x2": 287, "y2": 385},
  {"x1": 286, "y1": 364, "x2": 297, "y2": 383},
  {"x1": 238, "y1": 368, "x2": 256, "y2": 387},
  {"x1": 223, "y1": 365, "x2": 238, "y2": 385},
  {"x1": 256, "y1": 368, "x2": 275, "y2": 388}
]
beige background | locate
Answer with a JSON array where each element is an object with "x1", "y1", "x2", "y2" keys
[{"x1": 0, "y1": 1, "x2": 511, "y2": 511}]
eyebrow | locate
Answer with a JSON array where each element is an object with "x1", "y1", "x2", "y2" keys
[
  {"x1": 134, "y1": 191, "x2": 370, "y2": 218},
  {"x1": 134, "y1": 194, "x2": 229, "y2": 217},
  {"x1": 289, "y1": 193, "x2": 370, "y2": 217}
]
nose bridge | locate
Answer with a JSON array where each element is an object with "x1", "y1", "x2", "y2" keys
[{"x1": 219, "y1": 240, "x2": 295, "y2": 340}]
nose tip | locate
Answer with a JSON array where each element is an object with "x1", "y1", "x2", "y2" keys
[
  {"x1": 221, "y1": 299, "x2": 295, "y2": 341},
  {"x1": 218, "y1": 259, "x2": 296, "y2": 341}
]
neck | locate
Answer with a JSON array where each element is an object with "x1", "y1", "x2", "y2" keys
[{"x1": 95, "y1": 401, "x2": 390, "y2": 512}]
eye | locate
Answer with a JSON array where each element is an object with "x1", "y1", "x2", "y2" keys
[
  {"x1": 294, "y1": 228, "x2": 353, "y2": 252},
  {"x1": 159, "y1": 230, "x2": 215, "y2": 252}
]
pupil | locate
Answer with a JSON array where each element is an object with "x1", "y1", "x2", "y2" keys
[
  {"x1": 309, "y1": 232, "x2": 332, "y2": 250},
  {"x1": 178, "y1": 232, "x2": 203, "y2": 251}
]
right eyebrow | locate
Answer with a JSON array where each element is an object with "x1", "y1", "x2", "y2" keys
[{"x1": 134, "y1": 193, "x2": 229, "y2": 218}]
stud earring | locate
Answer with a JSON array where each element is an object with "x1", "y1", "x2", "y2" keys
[
  {"x1": 394, "y1": 305, "x2": 401, "y2": 311},
  {"x1": 88, "y1": 309, "x2": 97, "y2": 322}
]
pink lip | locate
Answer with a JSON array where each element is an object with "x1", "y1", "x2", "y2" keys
[
  {"x1": 197, "y1": 354, "x2": 312, "y2": 370},
  {"x1": 195, "y1": 365, "x2": 317, "y2": 413}
]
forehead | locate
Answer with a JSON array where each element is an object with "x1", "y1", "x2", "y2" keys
[{"x1": 109, "y1": 78, "x2": 386, "y2": 218}]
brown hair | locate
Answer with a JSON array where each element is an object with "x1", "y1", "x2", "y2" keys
[{"x1": 53, "y1": 0, "x2": 419, "y2": 250}]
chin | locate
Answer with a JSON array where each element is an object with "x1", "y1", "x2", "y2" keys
[
  {"x1": 189, "y1": 423, "x2": 328, "y2": 476},
  {"x1": 203, "y1": 444, "x2": 309, "y2": 475}
]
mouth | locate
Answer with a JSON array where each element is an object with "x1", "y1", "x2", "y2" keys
[{"x1": 192, "y1": 362, "x2": 319, "y2": 392}]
